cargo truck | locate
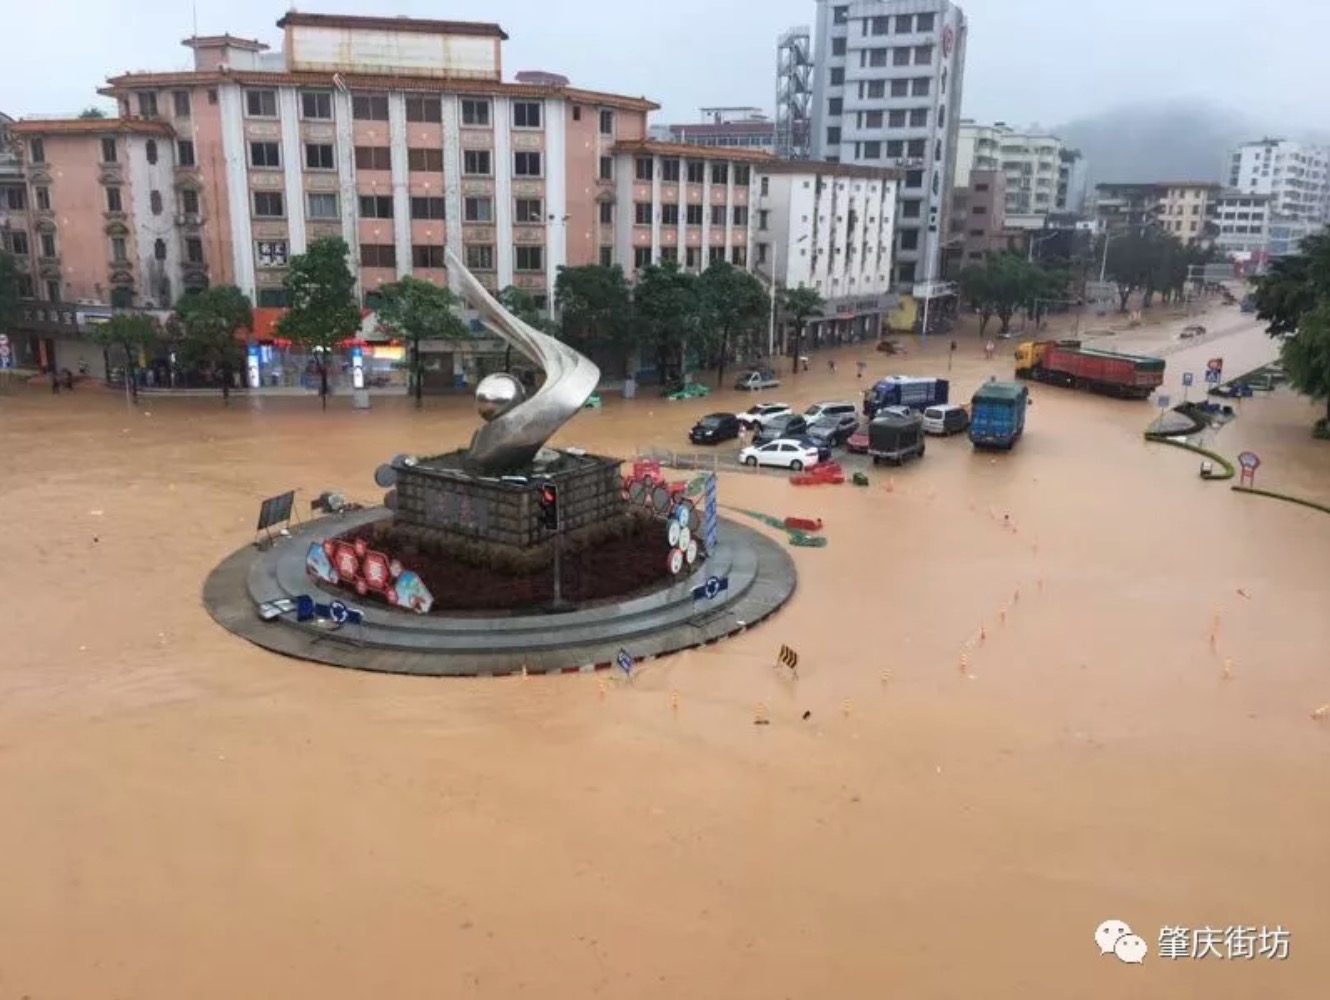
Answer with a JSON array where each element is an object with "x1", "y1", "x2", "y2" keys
[
  {"x1": 867, "y1": 410, "x2": 926, "y2": 465},
  {"x1": 969, "y1": 381, "x2": 1029, "y2": 450},
  {"x1": 863, "y1": 375, "x2": 950, "y2": 417},
  {"x1": 1013, "y1": 339, "x2": 1164, "y2": 399}
]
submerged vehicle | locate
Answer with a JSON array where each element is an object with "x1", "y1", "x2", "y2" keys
[
  {"x1": 867, "y1": 410, "x2": 926, "y2": 465},
  {"x1": 1013, "y1": 340, "x2": 1164, "y2": 399}
]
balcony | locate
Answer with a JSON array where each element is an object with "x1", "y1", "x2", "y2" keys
[{"x1": 0, "y1": 152, "x2": 25, "y2": 178}]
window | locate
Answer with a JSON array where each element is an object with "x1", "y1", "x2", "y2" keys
[
  {"x1": 46, "y1": 280, "x2": 62, "y2": 302},
  {"x1": 599, "y1": 246, "x2": 613, "y2": 266},
  {"x1": 733, "y1": 164, "x2": 750, "y2": 185},
  {"x1": 15, "y1": 273, "x2": 33, "y2": 297},
  {"x1": 867, "y1": 80, "x2": 885, "y2": 98},
  {"x1": 154, "y1": 238, "x2": 167, "y2": 261},
  {"x1": 307, "y1": 192, "x2": 339, "y2": 219},
  {"x1": 659, "y1": 246, "x2": 678, "y2": 263},
  {"x1": 758, "y1": 209, "x2": 769, "y2": 230},
  {"x1": 177, "y1": 139, "x2": 196, "y2": 167},
  {"x1": 411, "y1": 196, "x2": 446, "y2": 220},
  {"x1": 514, "y1": 151, "x2": 542, "y2": 177},
  {"x1": 352, "y1": 95, "x2": 389, "y2": 121},
  {"x1": 185, "y1": 237, "x2": 204, "y2": 263},
  {"x1": 101, "y1": 137, "x2": 117, "y2": 163},
  {"x1": 246, "y1": 90, "x2": 277, "y2": 118},
  {"x1": 253, "y1": 191, "x2": 285, "y2": 217},
  {"x1": 407, "y1": 148, "x2": 444, "y2": 172},
  {"x1": 515, "y1": 198, "x2": 543, "y2": 223},
  {"x1": 710, "y1": 162, "x2": 728, "y2": 184},
  {"x1": 301, "y1": 91, "x2": 332, "y2": 120},
  {"x1": 868, "y1": 48, "x2": 889, "y2": 67},
  {"x1": 686, "y1": 160, "x2": 705, "y2": 183},
  {"x1": 710, "y1": 204, "x2": 726, "y2": 226},
  {"x1": 460, "y1": 98, "x2": 491, "y2": 126},
  {"x1": 871, "y1": 15, "x2": 890, "y2": 34},
  {"x1": 916, "y1": 12, "x2": 935, "y2": 31},
  {"x1": 40, "y1": 232, "x2": 57, "y2": 258},
  {"x1": 914, "y1": 45, "x2": 934, "y2": 64},
  {"x1": 889, "y1": 110, "x2": 907, "y2": 128},
  {"x1": 906, "y1": 170, "x2": 923, "y2": 189},
  {"x1": 708, "y1": 246, "x2": 724, "y2": 264},
  {"x1": 180, "y1": 189, "x2": 200, "y2": 215},
  {"x1": 634, "y1": 202, "x2": 653, "y2": 225},
  {"x1": 463, "y1": 149, "x2": 492, "y2": 176},
  {"x1": 833, "y1": 5, "x2": 849, "y2": 24},
  {"x1": 864, "y1": 141, "x2": 882, "y2": 158},
  {"x1": 515, "y1": 246, "x2": 543, "y2": 271},
  {"x1": 512, "y1": 101, "x2": 543, "y2": 129},
  {"x1": 138, "y1": 92, "x2": 159, "y2": 118},
  {"x1": 7, "y1": 231, "x2": 29, "y2": 255},
  {"x1": 831, "y1": 37, "x2": 846, "y2": 56},
  {"x1": 685, "y1": 247, "x2": 701, "y2": 269},
  {"x1": 634, "y1": 247, "x2": 652, "y2": 269},
  {"x1": 599, "y1": 202, "x2": 613, "y2": 224},
  {"x1": 361, "y1": 244, "x2": 397, "y2": 268},
  {"x1": 465, "y1": 245, "x2": 494, "y2": 270},
  {"x1": 907, "y1": 139, "x2": 926, "y2": 157},
  {"x1": 599, "y1": 156, "x2": 613, "y2": 181},
  {"x1": 909, "y1": 109, "x2": 928, "y2": 128},
  {"x1": 826, "y1": 127, "x2": 841, "y2": 145},
  {"x1": 405, "y1": 96, "x2": 442, "y2": 123},
  {"x1": 35, "y1": 187, "x2": 50, "y2": 211},
  {"x1": 464, "y1": 196, "x2": 493, "y2": 222},
  {"x1": 912, "y1": 78, "x2": 931, "y2": 97},
  {"x1": 895, "y1": 14, "x2": 913, "y2": 32},
  {"x1": 661, "y1": 203, "x2": 679, "y2": 225},
  {"x1": 355, "y1": 146, "x2": 392, "y2": 171},
  {"x1": 106, "y1": 187, "x2": 123, "y2": 212},
  {"x1": 731, "y1": 245, "x2": 747, "y2": 266},
  {"x1": 900, "y1": 230, "x2": 919, "y2": 250},
  {"x1": 828, "y1": 97, "x2": 843, "y2": 116},
  {"x1": 759, "y1": 176, "x2": 769, "y2": 195},
  {"x1": 412, "y1": 245, "x2": 446, "y2": 268},
  {"x1": 886, "y1": 140, "x2": 904, "y2": 158},
  {"x1": 635, "y1": 157, "x2": 653, "y2": 180},
  {"x1": 150, "y1": 190, "x2": 163, "y2": 214},
  {"x1": 171, "y1": 90, "x2": 191, "y2": 118},
  {"x1": 756, "y1": 242, "x2": 768, "y2": 264},
  {"x1": 732, "y1": 206, "x2": 748, "y2": 226},
  {"x1": 142, "y1": 139, "x2": 159, "y2": 166},
  {"x1": 358, "y1": 195, "x2": 393, "y2": 219},
  {"x1": 661, "y1": 159, "x2": 681, "y2": 183},
  {"x1": 866, "y1": 110, "x2": 884, "y2": 128},
  {"x1": 305, "y1": 143, "x2": 335, "y2": 171},
  {"x1": 111, "y1": 236, "x2": 127, "y2": 261},
  {"x1": 599, "y1": 109, "x2": 615, "y2": 135},
  {"x1": 686, "y1": 204, "x2": 703, "y2": 225},
  {"x1": 830, "y1": 67, "x2": 844, "y2": 86},
  {"x1": 250, "y1": 141, "x2": 281, "y2": 168},
  {"x1": 257, "y1": 289, "x2": 288, "y2": 307},
  {"x1": 29, "y1": 138, "x2": 45, "y2": 163}
]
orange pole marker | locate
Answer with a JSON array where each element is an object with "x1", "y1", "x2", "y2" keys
[
  {"x1": 598, "y1": 678, "x2": 607, "y2": 701},
  {"x1": 842, "y1": 699, "x2": 852, "y2": 718},
  {"x1": 670, "y1": 690, "x2": 680, "y2": 711},
  {"x1": 979, "y1": 624, "x2": 987, "y2": 642},
  {"x1": 755, "y1": 702, "x2": 770, "y2": 724},
  {"x1": 521, "y1": 664, "x2": 529, "y2": 681},
  {"x1": 880, "y1": 669, "x2": 892, "y2": 684},
  {"x1": 999, "y1": 606, "x2": 1007, "y2": 625},
  {"x1": 959, "y1": 653, "x2": 970, "y2": 676},
  {"x1": 1222, "y1": 659, "x2": 1234, "y2": 681}
]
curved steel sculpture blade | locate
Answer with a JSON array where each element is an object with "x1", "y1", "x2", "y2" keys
[{"x1": 446, "y1": 249, "x2": 600, "y2": 473}]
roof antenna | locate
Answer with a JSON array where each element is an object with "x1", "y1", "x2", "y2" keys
[{"x1": 191, "y1": 0, "x2": 198, "y2": 39}]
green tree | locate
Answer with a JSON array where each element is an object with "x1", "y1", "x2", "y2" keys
[
  {"x1": 0, "y1": 249, "x2": 20, "y2": 336},
  {"x1": 78, "y1": 107, "x2": 107, "y2": 119},
  {"x1": 780, "y1": 285, "x2": 823, "y2": 377},
  {"x1": 277, "y1": 237, "x2": 361, "y2": 409},
  {"x1": 168, "y1": 284, "x2": 252, "y2": 403},
  {"x1": 89, "y1": 313, "x2": 159, "y2": 402},
  {"x1": 376, "y1": 275, "x2": 470, "y2": 407},
  {"x1": 554, "y1": 264, "x2": 634, "y2": 360},
  {"x1": 632, "y1": 261, "x2": 701, "y2": 381},
  {"x1": 958, "y1": 262, "x2": 996, "y2": 336},
  {"x1": 981, "y1": 253, "x2": 1043, "y2": 335},
  {"x1": 1252, "y1": 230, "x2": 1330, "y2": 336},
  {"x1": 698, "y1": 259, "x2": 768, "y2": 387},
  {"x1": 1280, "y1": 304, "x2": 1330, "y2": 428}
]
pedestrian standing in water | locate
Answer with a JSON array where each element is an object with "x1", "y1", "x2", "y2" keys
[
  {"x1": 856, "y1": 360, "x2": 866, "y2": 380},
  {"x1": 49, "y1": 367, "x2": 60, "y2": 394}
]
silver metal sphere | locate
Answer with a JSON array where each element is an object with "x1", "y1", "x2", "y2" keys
[{"x1": 475, "y1": 373, "x2": 526, "y2": 422}]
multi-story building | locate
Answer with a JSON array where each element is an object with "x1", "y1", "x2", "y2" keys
[
  {"x1": 810, "y1": 0, "x2": 968, "y2": 288},
  {"x1": 947, "y1": 167, "x2": 1007, "y2": 273},
  {"x1": 1057, "y1": 149, "x2": 1088, "y2": 216},
  {"x1": 1091, "y1": 181, "x2": 1219, "y2": 244},
  {"x1": 1226, "y1": 139, "x2": 1330, "y2": 223},
  {"x1": 1206, "y1": 190, "x2": 1271, "y2": 255},
  {"x1": 1267, "y1": 217, "x2": 1322, "y2": 258},
  {"x1": 749, "y1": 160, "x2": 900, "y2": 343},
  {"x1": 653, "y1": 108, "x2": 777, "y2": 153},
  {"x1": 955, "y1": 121, "x2": 1061, "y2": 229}
]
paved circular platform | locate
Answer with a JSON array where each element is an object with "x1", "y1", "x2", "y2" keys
[{"x1": 202, "y1": 509, "x2": 797, "y2": 677}]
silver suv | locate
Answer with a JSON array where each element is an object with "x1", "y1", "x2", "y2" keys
[{"x1": 803, "y1": 401, "x2": 858, "y2": 422}]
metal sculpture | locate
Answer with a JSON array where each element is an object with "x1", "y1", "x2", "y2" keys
[{"x1": 446, "y1": 249, "x2": 599, "y2": 473}]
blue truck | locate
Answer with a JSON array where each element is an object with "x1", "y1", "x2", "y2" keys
[
  {"x1": 968, "y1": 380, "x2": 1029, "y2": 450},
  {"x1": 863, "y1": 376, "x2": 949, "y2": 417}
]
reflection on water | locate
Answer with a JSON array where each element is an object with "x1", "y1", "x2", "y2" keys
[{"x1": 0, "y1": 316, "x2": 1327, "y2": 998}]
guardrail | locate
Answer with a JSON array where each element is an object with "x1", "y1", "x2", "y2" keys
[{"x1": 634, "y1": 448, "x2": 788, "y2": 477}]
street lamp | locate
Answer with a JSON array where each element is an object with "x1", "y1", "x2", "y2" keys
[
  {"x1": 767, "y1": 234, "x2": 808, "y2": 365},
  {"x1": 1027, "y1": 230, "x2": 1059, "y2": 263}
]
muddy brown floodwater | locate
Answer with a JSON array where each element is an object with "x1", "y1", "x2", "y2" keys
[{"x1": 0, "y1": 313, "x2": 1328, "y2": 999}]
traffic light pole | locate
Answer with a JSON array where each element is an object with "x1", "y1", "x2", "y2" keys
[{"x1": 551, "y1": 520, "x2": 563, "y2": 607}]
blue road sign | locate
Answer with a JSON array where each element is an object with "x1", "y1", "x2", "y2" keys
[
  {"x1": 1157, "y1": 395, "x2": 1171, "y2": 409},
  {"x1": 295, "y1": 594, "x2": 364, "y2": 627},
  {"x1": 1182, "y1": 372, "x2": 1194, "y2": 387},
  {"x1": 1204, "y1": 370, "x2": 1221, "y2": 385},
  {"x1": 691, "y1": 575, "x2": 730, "y2": 602},
  {"x1": 615, "y1": 648, "x2": 634, "y2": 676}
]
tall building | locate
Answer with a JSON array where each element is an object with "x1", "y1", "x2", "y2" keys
[
  {"x1": 1206, "y1": 190, "x2": 1271, "y2": 254},
  {"x1": 1226, "y1": 139, "x2": 1330, "y2": 223},
  {"x1": 1091, "y1": 181, "x2": 1220, "y2": 244},
  {"x1": 954, "y1": 121, "x2": 1068, "y2": 229},
  {"x1": 810, "y1": 0, "x2": 968, "y2": 288},
  {"x1": 947, "y1": 167, "x2": 1007, "y2": 274}
]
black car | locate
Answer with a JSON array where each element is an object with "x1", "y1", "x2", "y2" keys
[
  {"x1": 795, "y1": 436, "x2": 834, "y2": 463},
  {"x1": 752, "y1": 413, "x2": 809, "y2": 446},
  {"x1": 806, "y1": 412, "x2": 860, "y2": 447},
  {"x1": 689, "y1": 412, "x2": 742, "y2": 445}
]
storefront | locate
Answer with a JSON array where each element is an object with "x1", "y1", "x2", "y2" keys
[{"x1": 6, "y1": 301, "x2": 117, "y2": 377}]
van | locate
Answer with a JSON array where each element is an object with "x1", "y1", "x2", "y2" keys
[
  {"x1": 802, "y1": 401, "x2": 858, "y2": 422},
  {"x1": 734, "y1": 370, "x2": 780, "y2": 391},
  {"x1": 921, "y1": 403, "x2": 970, "y2": 436}
]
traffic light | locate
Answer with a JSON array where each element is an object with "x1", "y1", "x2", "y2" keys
[{"x1": 538, "y1": 481, "x2": 559, "y2": 530}]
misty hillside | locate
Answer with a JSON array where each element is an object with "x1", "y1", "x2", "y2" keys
[{"x1": 1052, "y1": 103, "x2": 1261, "y2": 187}]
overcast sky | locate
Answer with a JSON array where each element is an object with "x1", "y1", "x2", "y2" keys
[{"x1": 3, "y1": 0, "x2": 1327, "y2": 129}]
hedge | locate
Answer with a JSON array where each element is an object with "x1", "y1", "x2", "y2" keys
[
  {"x1": 1230, "y1": 485, "x2": 1330, "y2": 516},
  {"x1": 1142, "y1": 433, "x2": 1236, "y2": 480}
]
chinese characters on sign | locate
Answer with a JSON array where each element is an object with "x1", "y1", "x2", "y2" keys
[
  {"x1": 1157, "y1": 925, "x2": 1290, "y2": 961},
  {"x1": 257, "y1": 240, "x2": 289, "y2": 268}
]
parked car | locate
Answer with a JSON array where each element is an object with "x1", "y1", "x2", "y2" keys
[
  {"x1": 753, "y1": 413, "x2": 810, "y2": 445},
  {"x1": 1180, "y1": 325, "x2": 1206, "y2": 339},
  {"x1": 734, "y1": 370, "x2": 781, "y2": 391},
  {"x1": 803, "y1": 401, "x2": 859, "y2": 423},
  {"x1": 663, "y1": 380, "x2": 711, "y2": 400},
  {"x1": 794, "y1": 436, "x2": 834, "y2": 464},
  {"x1": 921, "y1": 403, "x2": 970, "y2": 436},
  {"x1": 846, "y1": 422, "x2": 870, "y2": 454},
  {"x1": 739, "y1": 438, "x2": 822, "y2": 471},
  {"x1": 737, "y1": 402, "x2": 792, "y2": 429},
  {"x1": 806, "y1": 412, "x2": 860, "y2": 446},
  {"x1": 689, "y1": 412, "x2": 742, "y2": 445}
]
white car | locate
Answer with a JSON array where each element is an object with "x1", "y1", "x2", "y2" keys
[
  {"x1": 737, "y1": 402, "x2": 791, "y2": 429},
  {"x1": 739, "y1": 438, "x2": 822, "y2": 471}
]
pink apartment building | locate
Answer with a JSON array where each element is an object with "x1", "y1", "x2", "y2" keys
[{"x1": 0, "y1": 13, "x2": 761, "y2": 377}]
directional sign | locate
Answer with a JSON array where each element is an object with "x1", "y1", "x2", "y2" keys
[
  {"x1": 1157, "y1": 395, "x2": 1171, "y2": 409},
  {"x1": 295, "y1": 594, "x2": 364, "y2": 628},
  {"x1": 691, "y1": 575, "x2": 730, "y2": 602},
  {"x1": 1237, "y1": 451, "x2": 1261, "y2": 471},
  {"x1": 1181, "y1": 372, "x2": 1194, "y2": 388},
  {"x1": 615, "y1": 648, "x2": 634, "y2": 676},
  {"x1": 1205, "y1": 358, "x2": 1224, "y2": 385},
  {"x1": 702, "y1": 473, "x2": 719, "y2": 552}
]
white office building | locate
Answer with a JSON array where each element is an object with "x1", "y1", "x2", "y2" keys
[
  {"x1": 810, "y1": 0, "x2": 968, "y2": 288},
  {"x1": 955, "y1": 120, "x2": 1066, "y2": 229},
  {"x1": 1206, "y1": 190, "x2": 1271, "y2": 254},
  {"x1": 1226, "y1": 139, "x2": 1330, "y2": 224},
  {"x1": 752, "y1": 161, "x2": 899, "y2": 344}
]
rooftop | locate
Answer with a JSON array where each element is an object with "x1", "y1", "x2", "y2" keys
[
  {"x1": 9, "y1": 117, "x2": 175, "y2": 137},
  {"x1": 275, "y1": 11, "x2": 509, "y2": 41},
  {"x1": 182, "y1": 34, "x2": 269, "y2": 51}
]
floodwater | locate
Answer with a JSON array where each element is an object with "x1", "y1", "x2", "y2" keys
[{"x1": 1, "y1": 310, "x2": 1328, "y2": 999}]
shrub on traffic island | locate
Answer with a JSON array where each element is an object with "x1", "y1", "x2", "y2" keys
[
  {"x1": 1230, "y1": 485, "x2": 1330, "y2": 516},
  {"x1": 1142, "y1": 433, "x2": 1236, "y2": 480}
]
